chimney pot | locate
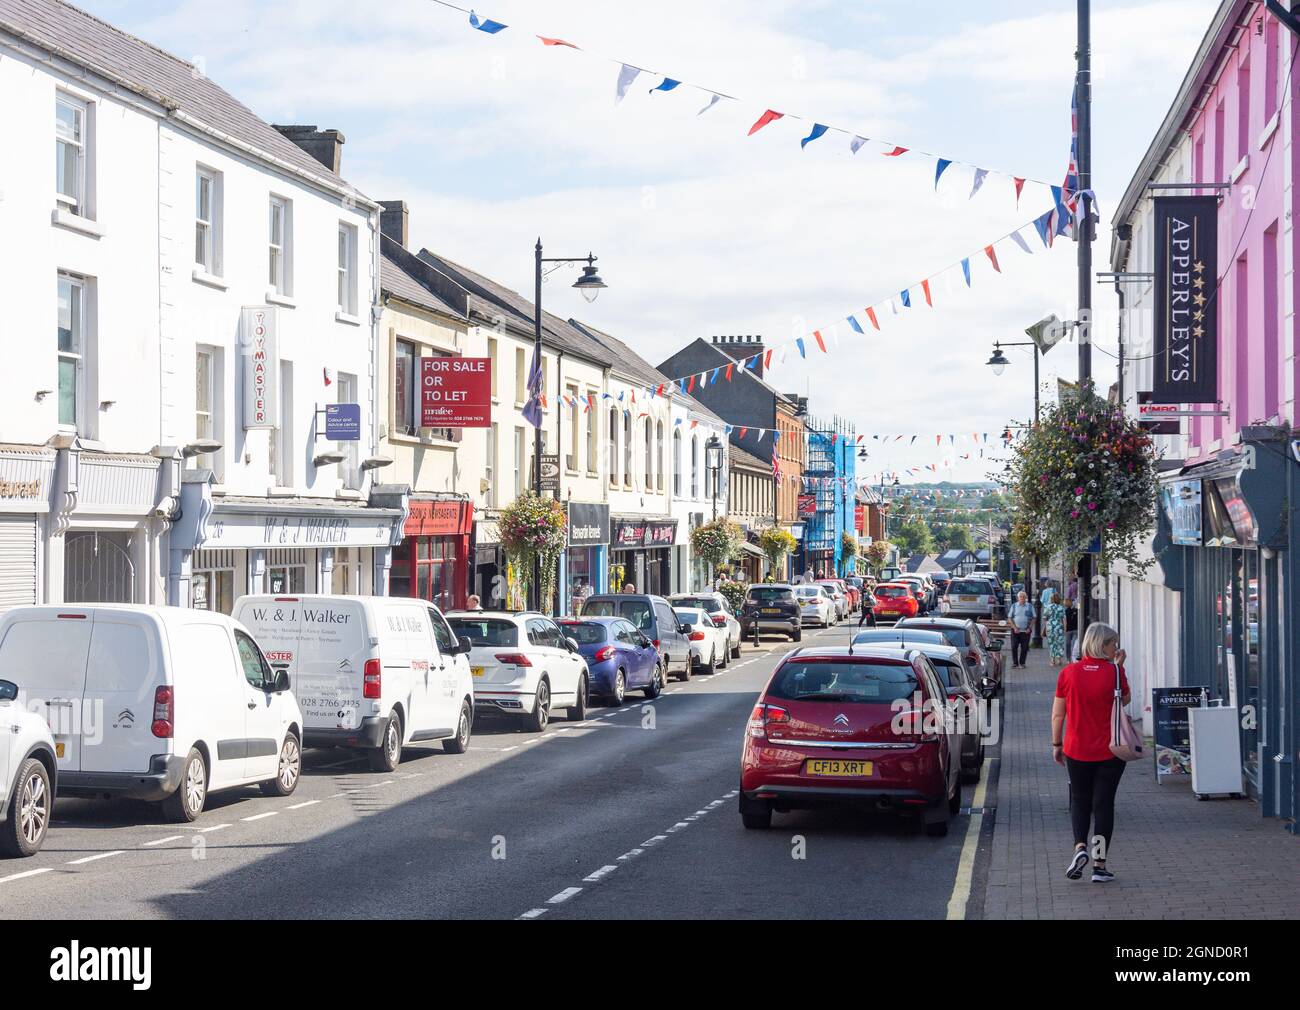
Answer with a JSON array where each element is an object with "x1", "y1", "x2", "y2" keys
[
  {"x1": 379, "y1": 200, "x2": 409, "y2": 248},
  {"x1": 273, "y1": 124, "x2": 346, "y2": 174}
]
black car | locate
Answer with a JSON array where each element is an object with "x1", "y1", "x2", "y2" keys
[{"x1": 739, "y1": 584, "x2": 801, "y2": 642}]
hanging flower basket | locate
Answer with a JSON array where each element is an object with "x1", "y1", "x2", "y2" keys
[
  {"x1": 690, "y1": 518, "x2": 744, "y2": 569},
  {"x1": 498, "y1": 492, "x2": 569, "y2": 609},
  {"x1": 1007, "y1": 382, "x2": 1159, "y2": 576},
  {"x1": 757, "y1": 527, "x2": 797, "y2": 572}
]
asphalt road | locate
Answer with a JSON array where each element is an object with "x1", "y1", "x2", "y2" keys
[{"x1": 1, "y1": 620, "x2": 997, "y2": 920}]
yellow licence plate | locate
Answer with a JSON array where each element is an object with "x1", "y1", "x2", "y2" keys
[
  {"x1": 805, "y1": 759, "x2": 872, "y2": 777},
  {"x1": 762, "y1": 608, "x2": 781, "y2": 614},
  {"x1": 56, "y1": 742, "x2": 65, "y2": 758},
  {"x1": 472, "y1": 667, "x2": 485, "y2": 678},
  {"x1": 960, "y1": 595, "x2": 977, "y2": 602}
]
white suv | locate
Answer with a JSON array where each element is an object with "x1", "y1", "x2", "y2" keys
[
  {"x1": 0, "y1": 678, "x2": 57, "y2": 857},
  {"x1": 446, "y1": 612, "x2": 590, "y2": 732}
]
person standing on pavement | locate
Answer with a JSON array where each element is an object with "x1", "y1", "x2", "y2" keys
[
  {"x1": 1043, "y1": 592, "x2": 1067, "y2": 666},
  {"x1": 1008, "y1": 591, "x2": 1034, "y2": 668},
  {"x1": 1053, "y1": 622, "x2": 1129, "y2": 884}
]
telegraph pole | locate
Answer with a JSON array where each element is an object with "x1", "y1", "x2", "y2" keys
[{"x1": 1076, "y1": 0, "x2": 1095, "y2": 637}]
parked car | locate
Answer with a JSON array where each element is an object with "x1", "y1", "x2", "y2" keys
[
  {"x1": 897, "y1": 617, "x2": 1001, "y2": 695},
  {"x1": 943, "y1": 578, "x2": 998, "y2": 619},
  {"x1": 557, "y1": 617, "x2": 661, "y2": 704},
  {"x1": 877, "y1": 566, "x2": 902, "y2": 582},
  {"x1": 239, "y1": 595, "x2": 474, "y2": 770},
  {"x1": 674, "y1": 607, "x2": 730, "y2": 674},
  {"x1": 870, "y1": 642, "x2": 985, "y2": 781},
  {"x1": 669, "y1": 592, "x2": 742, "y2": 659},
  {"x1": 0, "y1": 678, "x2": 56, "y2": 857},
  {"x1": 581, "y1": 594, "x2": 693, "y2": 681},
  {"x1": 872, "y1": 583, "x2": 919, "y2": 621},
  {"x1": 896, "y1": 575, "x2": 934, "y2": 612},
  {"x1": 816, "y1": 580, "x2": 851, "y2": 620},
  {"x1": 445, "y1": 611, "x2": 590, "y2": 730},
  {"x1": 739, "y1": 646, "x2": 962, "y2": 835},
  {"x1": 973, "y1": 622, "x2": 1007, "y2": 686},
  {"x1": 739, "y1": 585, "x2": 802, "y2": 642},
  {"x1": 0, "y1": 605, "x2": 303, "y2": 822},
  {"x1": 850, "y1": 628, "x2": 948, "y2": 649},
  {"x1": 794, "y1": 585, "x2": 837, "y2": 627},
  {"x1": 930, "y1": 572, "x2": 952, "y2": 596}
]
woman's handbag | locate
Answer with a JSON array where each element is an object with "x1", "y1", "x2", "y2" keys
[{"x1": 1109, "y1": 662, "x2": 1145, "y2": 761}]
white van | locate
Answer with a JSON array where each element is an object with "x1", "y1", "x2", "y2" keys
[
  {"x1": 234, "y1": 595, "x2": 474, "y2": 772},
  {"x1": 0, "y1": 606, "x2": 304, "y2": 823}
]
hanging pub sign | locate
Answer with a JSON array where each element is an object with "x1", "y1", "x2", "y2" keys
[
  {"x1": 240, "y1": 306, "x2": 279, "y2": 430},
  {"x1": 798, "y1": 493, "x2": 817, "y2": 517},
  {"x1": 419, "y1": 356, "x2": 492, "y2": 428},
  {"x1": 1152, "y1": 196, "x2": 1218, "y2": 404}
]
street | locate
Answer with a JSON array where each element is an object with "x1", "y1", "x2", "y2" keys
[{"x1": 0, "y1": 624, "x2": 989, "y2": 920}]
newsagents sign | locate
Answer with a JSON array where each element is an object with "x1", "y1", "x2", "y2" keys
[{"x1": 1152, "y1": 196, "x2": 1218, "y2": 405}]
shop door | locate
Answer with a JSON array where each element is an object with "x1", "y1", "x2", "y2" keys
[
  {"x1": 1239, "y1": 550, "x2": 1260, "y2": 796},
  {"x1": 64, "y1": 531, "x2": 134, "y2": 603},
  {"x1": 0, "y1": 515, "x2": 38, "y2": 611}
]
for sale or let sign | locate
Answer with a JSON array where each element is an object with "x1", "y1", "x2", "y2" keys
[{"x1": 419, "y1": 356, "x2": 491, "y2": 428}]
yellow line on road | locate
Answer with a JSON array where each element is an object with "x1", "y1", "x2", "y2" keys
[{"x1": 945, "y1": 769, "x2": 989, "y2": 920}]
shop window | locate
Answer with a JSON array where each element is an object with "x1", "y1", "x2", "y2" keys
[
  {"x1": 395, "y1": 339, "x2": 418, "y2": 436},
  {"x1": 608, "y1": 407, "x2": 619, "y2": 487},
  {"x1": 192, "y1": 569, "x2": 235, "y2": 614},
  {"x1": 267, "y1": 565, "x2": 305, "y2": 595},
  {"x1": 655, "y1": 421, "x2": 665, "y2": 491}
]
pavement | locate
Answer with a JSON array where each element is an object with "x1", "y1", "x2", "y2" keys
[
  {"x1": 984, "y1": 646, "x2": 1300, "y2": 919},
  {"x1": 0, "y1": 618, "x2": 992, "y2": 920}
]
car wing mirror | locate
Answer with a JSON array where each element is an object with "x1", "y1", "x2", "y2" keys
[
  {"x1": 565, "y1": 637, "x2": 580, "y2": 653},
  {"x1": 268, "y1": 669, "x2": 290, "y2": 693},
  {"x1": 455, "y1": 636, "x2": 474, "y2": 655},
  {"x1": 0, "y1": 679, "x2": 16, "y2": 702}
]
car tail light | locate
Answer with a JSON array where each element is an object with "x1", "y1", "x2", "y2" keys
[
  {"x1": 710, "y1": 614, "x2": 727, "y2": 627},
  {"x1": 593, "y1": 646, "x2": 615, "y2": 663},
  {"x1": 689, "y1": 631, "x2": 706, "y2": 641},
  {"x1": 151, "y1": 685, "x2": 173, "y2": 738},
  {"x1": 747, "y1": 703, "x2": 790, "y2": 739},
  {"x1": 896, "y1": 702, "x2": 940, "y2": 743},
  {"x1": 967, "y1": 650, "x2": 979, "y2": 666},
  {"x1": 494, "y1": 653, "x2": 533, "y2": 667},
  {"x1": 363, "y1": 659, "x2": 382, "y2": 699}
]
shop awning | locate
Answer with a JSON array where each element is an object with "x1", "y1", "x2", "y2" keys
[{"x1": 739, "y1": 541, "x2": 765, "y2": 558}]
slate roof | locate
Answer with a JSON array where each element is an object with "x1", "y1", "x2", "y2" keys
[
  {"x1": 0, "y1": 0, "x2": 353, "y2": 187},
  {"x1": 729, "y1": 445, "x2": 772, "y2": 472},
  {"x1": 416, "y1": 251, "x2": 614, "y2": 368},
  {"x1": 380, "y1": 238, "x2": 466, "y2": 321}
]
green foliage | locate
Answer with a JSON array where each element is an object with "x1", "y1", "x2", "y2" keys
[
  {"x1": 690, "y1": 517, "x2": 744, "y2": 568},
  {"x1": 893, "y1": 519, "x2": 934, "y2": 557},
  {"x1": 864, "y1": 540, "x2": 892, "y2": 570},
  {"x1": 840, "y1": 531, "x2": 859, "y2": 559},
  {"x1": 499, "y1": 492, "x2": 569, "y2": 608},
  {"x1": 757, "y1": 527, "x2": 797, "y2": 571},
  {"x1": 718, "y1": 579, "x2": 748, "y2": 611}
]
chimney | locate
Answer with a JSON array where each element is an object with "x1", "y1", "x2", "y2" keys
[
  {"x1": 379, "y1": 200, "x2": 409, "y2": 248},
  {"x1": 273, "y1": 125, "x2": 345, "y2": 174},
  {"x1": 710, "y1": 334, "x2": 766, "y2": 376}
]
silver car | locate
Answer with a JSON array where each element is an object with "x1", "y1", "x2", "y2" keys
[{"x1": 944, "y1": 578, "x2": 997, "y2": 618}]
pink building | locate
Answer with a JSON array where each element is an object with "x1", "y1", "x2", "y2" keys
[{"x1": 1110, "y1": 0, "x2": 1299, "y2": 832}]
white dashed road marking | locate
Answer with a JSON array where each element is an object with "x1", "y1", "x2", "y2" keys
[
  {"x1": 198, "y1": 823, "x2": 231, "y2": 834},
  {"x1": 547, "y1": 887, "x2": 582, "y2": 904},
  {"x1": 583, "y1": 865, "x2": 618, "y2": 883},
  {"x1": 0, "y1": 868, "x2": 52, "y2": 885},
  {"x1": 68, "y1": 850, "x2": 124, "y2": 865},
  {"x1": 241, "y1": 811, "x2": 279, "y2": 822},
  {"x1": 287, "y1": 800, "x2": 320, "y2": 810},
  {"x1": 519, "y1": 908, "x2": 549, "y2": 919},
  {"x1": 142, "y1": 835, "x2": 184, "y2": 847}
]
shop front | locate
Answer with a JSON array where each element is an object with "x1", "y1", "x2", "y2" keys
[
  {"x1": 1157, "y1": 434, "x2": 1298, "y2": 828},
  {"x1": 173, "y1": 486, "x2": 407, "y2": 614},
  {"x1": 0, "y1": 445, "x2": 55, "y2": 611},
  {"x1": 391, "y1": 496, "x2": 472, "y2": 612},
  {"x1": 562, "y1": 502, "x2": 609, "y2": 616},
  {"x1": 610, "y1": 517, "x2": 676, "y2": 597},
  {"x1": 471, "y1": 513, "x2": 505, "y2": 610}
]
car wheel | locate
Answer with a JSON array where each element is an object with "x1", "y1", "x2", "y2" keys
[
  {"x1": 566, "y1": 674, "x2": 588, "y2": 722},
  {"x1": 524, "y1": 679, "x2": 551, "y2": 732},
  {"x1": 739, "y1": 792, "x2": 772, "y2": 830},
  {"x1": 643, "y1": 662, "x2": 663, "y2": 699},
  {"x1": 731, "y1": 640, "x2": 741, "y2": 659},
  {"x1": 368, "y1": 711, "x2": 403, "y2": 772},
  {"x1": 702, "y1": 647, "x2": 716, "y2": 675},
  {"x1": 792, "y1": 626, "x2": 802, "y2": 642},
  {"x1": 260, "y1": 732, "x2": 302, "y2": 796},
  {"x1": 163, "y1": 748, "x2": 208, "y2": 823},
  {"x1": 610, "y1": 670, "x2": 626, "y2": 706},
  {"x1": 443, "y1": 699, "x2": 473, "y2": 754},
  {"x1": 0, "y1": 758, "x2": 51, "y2": 857},
  {"x1": 678, "y1": 655, "x2": 691, "y2": 682},
  {"x1": 949, "y1": 780, "x2": 963, "y2": 815}
]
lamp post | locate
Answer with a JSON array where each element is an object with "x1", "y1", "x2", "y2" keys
[
  {"x1": 531, "y1": 240, "x2": 606, "y2": 612},
  {"x1": 705, "y1": 435, "x2": 723, "y2": 521}
]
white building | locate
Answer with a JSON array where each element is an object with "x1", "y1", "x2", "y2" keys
[{"x1": 0, "y1": 0, "x2": 400, "y2": 614}]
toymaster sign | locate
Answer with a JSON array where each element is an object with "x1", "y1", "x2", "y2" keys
[
  {"x1": 420, "y1": 356, "x2": 491, "y2": 428},
  {"x1": 1152, "y1": 196, "x2": 1218, "y2": 405},
  {"x1": 241, "y1": 306, "x2": 280, "y2": 429}
]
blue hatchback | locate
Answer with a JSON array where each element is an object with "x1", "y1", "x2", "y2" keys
[{"x1": 558, "y1": 617, "x2": 661, "y2": 704}]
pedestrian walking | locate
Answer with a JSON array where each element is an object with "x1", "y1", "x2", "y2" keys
[
  {"x1": 1007, "y1": 591, "x2": 1034, "y2": 668},
  {"x1": 466, "y1": 594, "x2": 481, "y2": 611},
  {"x1": 621, "y1": 583, "x2": 637, "y2": 594},
  {"x1": 1052, "y1": 622, "x2": 1130, "y2": 884},
  {"x1": 1043, "y1": 592, "x2": 1067, "y2": 666},
  {"x1": 1065, "y1": 599, "x2": 1079, "y2": 661}
]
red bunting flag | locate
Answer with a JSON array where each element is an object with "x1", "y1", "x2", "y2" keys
[
  {"x1": 688, "y1": 375, "x2": 696, "y2": 392},
  {"x1": 748, "y1": 110, "x2": 784, "y2": 136},
  {"x1": 922, "y1": 279, "x2": 933, "y2": 307},
  {"x1": 725, "y1": 362, "x2": 734, "y2": 381},
  {"x1": 764, "y1": 349, "x2": 774, "y2": 370},
  {"x1": 813, "y1": 330, "x2": 827, "y2": 353},
  {"x1": 655, "y1": 383, "x2": 664, "y2": 397},
  {"x1": 538, "y1": 36, "x2": 578, "y2": 48},
  {"x1": 985, "y1": 245, "x2": 1001, "y2": 273},
  {"x1": 882, "y1": 146, "x2": 908, "y2": 157},
  {"x1": 691, "y1": 419, "x2": 699, "y2": 429},
  {"x1": 935, "y1": 435, "x2": 941, "y2": 445},
  {"x1": 1014, "y1": 177, "x2": 1026, "y2": 205},
  {"x1": 866, "y1": 307, "x2": 880, "y2": 330},
  {"x1": 739, "y1": 427, "x2": 748, "y2": 438}
]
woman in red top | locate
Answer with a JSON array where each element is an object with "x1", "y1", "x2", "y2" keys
[{"x1": 1051, "y1": 622, "x2": 1129, "y2": 883}]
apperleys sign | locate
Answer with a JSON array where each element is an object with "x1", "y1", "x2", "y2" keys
[
  {"x1": 1152, "y1": 197, "x2": 1218, "y2": 405},
  {"x1": 241, "y1": 306, "x2": 280, "y2": 429}
]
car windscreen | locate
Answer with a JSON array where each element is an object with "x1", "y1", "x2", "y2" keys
[
  {"x1": 795, "y1": 587, "x2": 823, "y2": 598},
  {"x1": 672, "y1": 597, "x2": 721, "y2": 613},
  {"x1": 767, "y1": 660, "x2": 918, "y2": 704},
  {"x1": 557, "y1": 621, "x2": 608, "y2": 645},
  {"x1": 875, "y1": 586, "x2": 909, "y2": 598},
  {"x1": 852, "y1": 630, "x2": 947, "y2": 646},
  {"x1": 673, "y1": 609, "x2": 705, "y2": 627},
  {"x1": 950, "y1": 581, "x2": 992, "y2": 595},
  {"x1": 930, "y1": 659, "x2": 963, "y2": 689},
  {"x1": 904, "y1": 624, "x2": 969, "y2": 649},
  {"x1": 747, "y1": 588, "x2": 793, "y2": 603},
  {"x1": 447, "y1": 618, "x2": 518, "y2": 647}
]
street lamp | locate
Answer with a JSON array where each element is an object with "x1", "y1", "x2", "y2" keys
[
  {"x1": 986, "y1": 345, "x2": 1011, "y2": 377},
  {"x1": 705, "y1": 435, "x2": 723, "y2": 520},
  {"x1": 532, "y1": 240, "x2": 608, "y2": 612}
]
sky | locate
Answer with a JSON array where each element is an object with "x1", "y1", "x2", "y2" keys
[{"x1": 82, "y1": 0, "x2": 1220, "y2": 483}]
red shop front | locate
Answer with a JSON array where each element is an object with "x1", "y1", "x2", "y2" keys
[{"x1": 390, "y1": 497, "x2": 473, "y2": 612}]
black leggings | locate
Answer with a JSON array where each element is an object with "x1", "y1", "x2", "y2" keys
[
  {"x1": 1010, "y1": 631, "x2": 1030, "y2": 666},
  {"x1": 1065, "y1": 756, "x2": 1126, "y2": 858}
]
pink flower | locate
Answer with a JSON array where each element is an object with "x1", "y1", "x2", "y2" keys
[
  {"x1": 1071, "y1": 510, "x2": 1080, "y2": 519},
  {"x1": 1074, "y1": 487, "x2": 1084, "y2": 495},
  {"x1": 1087, "y1": 502, "x2": 1098, "y2": 511}
]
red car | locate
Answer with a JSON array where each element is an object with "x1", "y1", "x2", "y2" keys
[
  {"x1": 872, "y1": 583, "x2": 919, "y2": 620},
  {"x1": 739, "y1": 646, "x2": 963, "y2": 836}
]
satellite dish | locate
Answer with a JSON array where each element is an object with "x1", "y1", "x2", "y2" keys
[{"x1": 1025, "y1": 314, "x2": 1067, "y2": 355}]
